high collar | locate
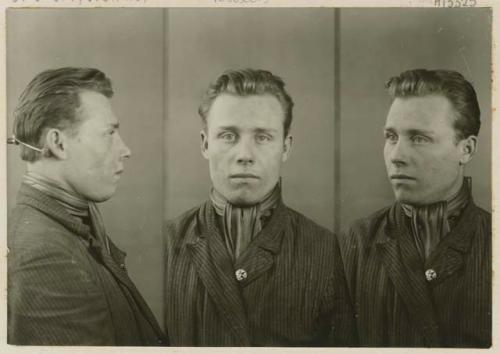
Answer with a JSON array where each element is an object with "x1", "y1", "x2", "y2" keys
[
  {"x1": 16, "y1": 182, "x2": 91, "y2": 240},
  {"x1": 187, "y1": 198, "x2": 287, "y2": 255}
]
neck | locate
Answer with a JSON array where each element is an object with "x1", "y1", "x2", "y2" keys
[
  {"x1": 27, "y1": 160, "x2": 77, "y2": 196},
  {"x1": 441, "y1": 172, "x2": 466, "y2": 204}
]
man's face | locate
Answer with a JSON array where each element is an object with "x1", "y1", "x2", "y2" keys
[
  {"x1": 383, "y1": 94, "x2": 466, "y2": 206},
  {"x1": 62, "y1": 91, "x2": 131, "y2": 202},
  {"x1": 201, "y1": 93, "x2": 291, "y2": 206}
]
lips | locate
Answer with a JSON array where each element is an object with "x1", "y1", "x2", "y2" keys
[
  {"x1": 229, "y1": 173, "x2": 259, "y2": 179},
  {"x1": 390, "y1": 174, "x2": 415, "y2": 180}
]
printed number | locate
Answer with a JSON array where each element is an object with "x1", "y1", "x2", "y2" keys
[{"x1": 435, "y1": 0, "x2": 476, "y2": 6}]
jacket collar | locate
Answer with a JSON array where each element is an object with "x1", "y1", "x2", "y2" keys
[
  {"x1": 423, "y1": 198, "x2": 479, "y2": 285},
  {"x1": 16, "y1": 183, "x2": 91, "y2": 239}
]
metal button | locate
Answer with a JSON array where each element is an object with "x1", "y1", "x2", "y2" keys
[
  {"x1": 235, "y1": 269, "x2": 247, "y2": 281},
  {"x1": 425, "y1": 269, "x2": 437, "y2": 281},
  {"x1": 120, "y1": 263, "x2": 126, "y2": 270}
]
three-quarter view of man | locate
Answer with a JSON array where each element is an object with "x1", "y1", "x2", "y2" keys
[{"x1": 339, "y1": 69, "x2": 491, "y2": 348}]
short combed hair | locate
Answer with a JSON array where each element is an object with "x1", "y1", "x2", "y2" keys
[
  {"x1": 385, "y1": 69, "x2": 481, "y2": 141},
  {"x1": 198, "y1": 69, "x2": 294, "y2": 136},
  {"x1": 13, "y1": 67, "x2": 113, "y2": 162}
]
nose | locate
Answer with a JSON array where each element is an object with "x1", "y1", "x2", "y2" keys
[
  {"x1": 118, "y1": 133, "x2": 132, "y2": 160},
  {"x1": 235, "y1": 137, "x2": 255, "y2": 165},
  {"x1": 387, "y1": 139, "x2": 408, "y2": 167}
]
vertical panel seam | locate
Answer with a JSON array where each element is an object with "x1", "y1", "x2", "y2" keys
[
  {"x1": 161, "y1": 7, "x2": 168, "y2": 332},
  {"x1": 334, "y1": 8, "x2": 341, "y2": 234}
]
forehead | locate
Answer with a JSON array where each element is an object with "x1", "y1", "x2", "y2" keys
[
  {"x1": 206, "y1": 93, "x2": 284, "y2": 130},
  {"x1": 76, "y1": 90, "x2": 117, "y2": 126},
  {"x1": 385, "y1": 95, "x2": 456, "y2": 132}
]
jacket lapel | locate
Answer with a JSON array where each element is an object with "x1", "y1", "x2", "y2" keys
[
  {"x1": 424, "y1": 200, "x2": 477, "y2": 286},
  {"x1": 234, "y1": 202, "x2": 286, "y2": 287},
  {"x1": 99, "y1": 239, "x2": 166, "y2": 339},
  {"x1": 376, "y1": 203, "x2": 441, "y2": 346},
  {"x1": 186, "y1": 202, "x2": 251, "y2": 346}
]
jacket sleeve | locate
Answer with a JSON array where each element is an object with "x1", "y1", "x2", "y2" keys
[{"x1": 8, "y1": 240, "x2": 115, "y2": 345}]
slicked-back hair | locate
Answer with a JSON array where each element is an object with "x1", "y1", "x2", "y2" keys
[
  {"x1": 386, "y1": 69, "x2": 481, "y2": 142},
  {"x1": 13, "y1": 67, "x2": 114, "y2": 162},
  {"x1": 198, "y1": 69, "x2": 294, "y2": 137}
]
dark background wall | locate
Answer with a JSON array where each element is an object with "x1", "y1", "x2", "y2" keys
[{"x1": 6, "y1": 8, "x2": 491, "y2": 327}]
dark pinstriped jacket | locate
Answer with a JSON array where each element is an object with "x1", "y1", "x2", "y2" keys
[
  {"x1": 339, "y1": 199, "x2": 491, "y2": 348},
  {"x1": 8, "y1": 184, "x2": 167, "y2": 345},
  {"x1": 164, "y1": 200, "x2": 357, "y2": 346}
]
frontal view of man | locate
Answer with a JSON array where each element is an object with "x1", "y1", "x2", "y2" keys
[
  {"x1": 8, "y1": 68, "x2": 166, "y2": 345},
  {"x1": 164, "y1": 69, "x2": 355, "y2": 346},
  {"x1": 339, "y1": 69, "x2": 491, "y2": 347}
]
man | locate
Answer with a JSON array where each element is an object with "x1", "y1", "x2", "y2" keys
[
  {"x1": 8, "y1": 67, "x2": 167, "y2": 345},
  {"x1": 164, "y1": 69, "x2": 356, "y2": 346},
  {"x1": 339, "y1": 69, "x2": 491, "y2": 347}
]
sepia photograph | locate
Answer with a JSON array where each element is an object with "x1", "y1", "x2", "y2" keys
[{"x1": 1, "y1": 0, "x2": 495, "y2": 351}]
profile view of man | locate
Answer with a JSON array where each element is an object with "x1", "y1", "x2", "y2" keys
[
  {"x1": 339, "y1": 69, "x2": 491, "y2": 347},
  {"x1": 8, "y1": 67, "x2": 167, "y2": 345},
  {"x1": 164, "y1": 69, "x2": 356, "y2": 346}
]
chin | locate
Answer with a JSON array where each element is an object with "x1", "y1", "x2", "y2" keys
[
  {"x1": 227, "y1": 196, "x2": 259, "y2": 207},
  {"x1": 394, "y1": 191, "x2": 419, "y2": 205},
  {"x1": 394, "y1": 192, "x2": 434, "y2": 206},
  {"x1": 84, "y1": 188, "x2": 117, "y2": 203}
]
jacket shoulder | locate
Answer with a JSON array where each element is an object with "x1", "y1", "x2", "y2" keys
[
  {"x1": 163, "y1": 204, "x2": 202, "y2": 248},
  {"x1": 9, "y1": 203, "x2": 79, "y2": 252},
  {"x1": 338, "y1": 205, "x2": 391, "y2": 247},
  {"x1": 473, "y1": 203, "x2": 491, "y2": 225},
  {"x1": 283, "y1": 206, "x2": 339, "y2": 257},
  {"x1": 285, "y1": 206, "x2": 333, "y2": 238}
]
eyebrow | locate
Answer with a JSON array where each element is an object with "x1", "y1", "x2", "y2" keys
[
  {"x1": 216, "y1": 125, "x2": 237, "y2": 133},
  {"x1": 215, "y1": 126, "x2": 278, "y2": 134},
  {"x1": 383, "y1": 127, "x2": 433, "y2": 136},
  {"x1": 254, "y1": 127, "x2": 278, "y2": 134}
]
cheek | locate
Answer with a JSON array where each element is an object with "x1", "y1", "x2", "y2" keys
[
  {"x1": 261, "y1": 147, "x2": 283, "y2": 173},
  {"x1": 208, "y1": 153, "x2": 227, "y2": 178},
  {"x1": 77, "y1": 149, "x2": 110, "y2": 178},
  {"x1": 420, "y1": 151, "x2": 458, "y2": 182}
]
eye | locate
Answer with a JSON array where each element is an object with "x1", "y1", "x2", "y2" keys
[
  {"x1": 256, "y1": 134, "x2": 272, "y2": 143},
  {"x1": 384, "y1": 132, "x2": 398, "y2": 144},
  {"x1": 411, "y1": 135, "x2": 430, "y2": 144},
  {"x1": 220, "y1": 132, "x2": 236, "y2": 143}
]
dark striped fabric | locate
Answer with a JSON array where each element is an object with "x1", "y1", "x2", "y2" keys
[
  {"x1": 8, "y1": 184, "x2": 167, "y2": 345},
  {"x1": 338, "y1": 199, "x2": 491, "y2": 347},
  {"x1": 164, "y1": 200, "x2": 357, "y2": 346}
]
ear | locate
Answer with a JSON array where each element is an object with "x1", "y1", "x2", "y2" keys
[
  {"x1": 458, "y1": 135, "x2": 477, "y2": 166},
  {"x1": 281, "y1": 134, "x2": 293, "y2": 162},
  {"x1": 200, "y1": 130, "x2": 209, "y2": 160},
  {"x1": 44, "y1": 128, "x2": 68, "y2": 160}
]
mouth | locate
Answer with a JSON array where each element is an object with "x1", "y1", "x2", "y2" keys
[
  {"x1": 115, "y1": 170, "x2": 124, "y2": 176},
  {"x1": 229, "y1": 173, "x2": 260, "y2": 179},
  {"x1": 390, "y1": 174, "x2": 415, "y2": 181}
]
